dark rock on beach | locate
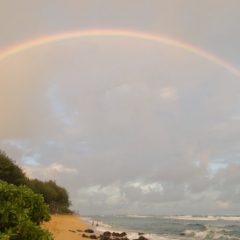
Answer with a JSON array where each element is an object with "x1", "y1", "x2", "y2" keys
[
  {"x1": 112, "y1": 232, "x2": 119, "y2": 237},
  {"x1": 85, "y1": 229, "x2": 94, "y2": 233},
  {"x1": 113, "y1": 238, "x2": 129, "y2": 240},
  {"x1": 112, "y1": 232, "x2": 127, "y2": 237},
  {"x1": 138, "y1": 236, "x2": 148, "y2": 240},
  {"x1": 98, "y1": 231, "x2": 130, "y2": 240},
  {"x1": 99, "y1": 236, "x2": 111, "y2": 240},
  {"x1": 99, "y1": 231, "x2": 113, "y2": 240},
  {"x1": 82, "y1": 233, "x2": 89, "y2": 238},
  {"x1": 103, "y1": 231, "x2": 112, "y2": 237},
  {"x1": 90, "y1": 234, "x2": 97, "y2": 239}
]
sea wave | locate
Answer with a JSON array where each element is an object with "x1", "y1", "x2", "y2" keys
[
  {"x1": 164, "y1": 215, "x2": 240, "y2": 221},
  {"x1": 165, "y1": 215, "x2": 216, "y2": 221},
  {"x1": 218, "y1": 216, "x2": 240, "y2": 221},
  {"x1": 186, "y1": 223, "x2": 207, "y2": 231},
  {"x1": 83, "y1": 215, "x2": 240, "y2": 240},
  {"x1": 127, "y1": 215, "x2": 152, "y2": 218},
  {"x1": 83, "y1": 216, "x2": 169, "y2": 240},
  {"x1": 184, "y1": 230, "x2": 240, "y2": 240}
]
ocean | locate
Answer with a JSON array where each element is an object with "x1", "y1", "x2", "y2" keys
[{"x1": 81, "y1": 215, "x2": 240, "y2": 240}]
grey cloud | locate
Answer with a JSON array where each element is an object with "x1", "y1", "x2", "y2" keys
[
  {"x1": 1, "y1": 1, "x2": 240, "y2": 214},
  {"x1": 122, "y1": 183, "x2": 186, "y2": 204}
]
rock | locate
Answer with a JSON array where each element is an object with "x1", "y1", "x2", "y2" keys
[
  {"x1": 99, "y1": 234, "x2": 112, "y2": 240},
  {"x1": 82, "y1": 233, "x2": 89, "y2": 238},
  {"x1": 103, "y1": 231, "x2": 111, "y2": 237},
  {"x1": 112, "y1": 232, "x2": 122, "y2": 237},
  {"x1": 138, "y1": 233, "x2": 144, "y2": 235},
  {"x1": 77, "y1": 229, "x2": 82, "y2": 232},
  {"x1": 69, "y1": 230, "x2": 76, "y2": 233},
  {"x1": 90, "y1": 235, "x2": 97, "y2": 239},
  {"x1": 85, "y1": 229, "x2": 94, "y2": 233},
  {"x1": 138, "y1": 236, "x2": 148, "y2": 240},
  {"x1": 112, "y1": 232, "x2": 119, "y2": 237},
  {"x1": 112, "y1": 231, "x2": 127, "y2": 237},
  {"x1": 180, "y1": 233, "x2": 186, "y2": 236}
]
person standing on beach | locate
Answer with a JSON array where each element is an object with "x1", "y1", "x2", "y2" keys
[{"x1": 92, "y1": 221, "x2": 94, "y2": 226}]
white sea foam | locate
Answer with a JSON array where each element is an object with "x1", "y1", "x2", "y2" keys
[
  {"x1": 127, "y1": 232, "x2": 173, "y2": 240},
  {"x1": 95, "y1": 221, "x2": 113, "y2": 232},
  {"x1": 184, "y1": 226, "x2": 240, "y2": 240},
  {"x1": 218, "y1": 216, "x2": 240, "y2": 221},
  {"x1": 127, "y1": 215, "x2": 152, "y2": 218},
  {"x1": 195, "y1": 230, "x2": 208, "y2": 239},
  {"x1": 166, "y1": 215, "x2": 214, "y2": 221},
  {"x1": 80, "y1": 217, "x2": 112, "y2": 235},
  {"x1": 80, "y1": 216, "x2": 92, "y2": 224},
  {"x1": 164, "y1": 215, "x2": 240, "y2": 221}
]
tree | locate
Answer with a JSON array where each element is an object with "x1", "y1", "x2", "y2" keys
[
  {"x1": 0, "y1": 151, "x2": 26, "y2": 185},
  {"x1": 0, "y1": 180, "x2": 53, "y2": 240},
  {"x1": 44, "y1": 180, "x2": 72, "y2": 214},
  {"x1": 0, "y1": 150, "x2": 73, "y2": 214},
  {"x1": 25, "y1": 179, "x2": 58, "y2": 204}
]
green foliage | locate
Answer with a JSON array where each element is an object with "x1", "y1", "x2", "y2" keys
[
  {"x1": 25, "y1": 179, "x2": 58, "y2": 204},
  {"x1": 0, "y1": 151, "x2": 26, "y2": 185},
  {"x1": 0, "y1": 150, "x2": 73, "y2": 215},
  {"x1": 25, "y1": 179, "x2": 72, "y2": 214},
  {"x1": 0, "y1": 180, "x2": 53, "y2": 240}
]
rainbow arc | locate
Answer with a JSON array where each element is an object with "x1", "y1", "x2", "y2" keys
[{"x1": 0, "y1": 29, "x2": 239, "y2": 77}]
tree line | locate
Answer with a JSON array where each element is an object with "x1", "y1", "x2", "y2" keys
[
  {"x1": 0, "y1": 150, "x2": 75, "y2": 239},
  {"x1": 0, "y1": 150, "x2": 72, "y2": 214}
]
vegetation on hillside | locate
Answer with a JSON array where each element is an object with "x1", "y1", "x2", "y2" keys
[
  {"x1": 0, "y1": 151, "x2": 26, "y2": 186},
  {"x1": 0, "y1": 180, "x2": 53, "y2": 240},
  {"x1": 0, "y1": 150, "x2": 75, "y2": 238},
  {"x1": 25, "y1": 179, "x2": 72, "y2": 214},
  {"x1": 0, "y1": 150, "x2": 72, "y2": 214}
]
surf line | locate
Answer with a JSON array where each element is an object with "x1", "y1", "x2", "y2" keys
[{"x1": 0, "y1": 29, "x2": 239, "y2": 77}]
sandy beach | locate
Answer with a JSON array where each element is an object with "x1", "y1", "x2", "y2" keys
[{"x1": 42, "y1": 214, "x2": 93, "y2": 240}]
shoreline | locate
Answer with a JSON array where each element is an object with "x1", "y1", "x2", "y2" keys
[
  {"x1": 41, "y1": 214, "x2": 240, "y2": 240},
  {"x1": 42, "y1": 214, "x2": 97, "y2": 240},
  {"x1": 41, "y1": 214, "x2": 144, "y2": 240}
]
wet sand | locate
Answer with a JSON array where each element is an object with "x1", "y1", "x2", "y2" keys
[{"x1": 41, "y1": 214, "x2": 92, "y2": 240}]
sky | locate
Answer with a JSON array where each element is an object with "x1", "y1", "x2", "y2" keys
[{"x1": 1, "y1": 1, "x2": 240, "y2": 215}]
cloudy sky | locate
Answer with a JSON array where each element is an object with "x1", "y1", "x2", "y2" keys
[{"x1": 1, "y1": 1, "x2": 240, "y2": 215}]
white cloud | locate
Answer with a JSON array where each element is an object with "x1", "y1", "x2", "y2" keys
[
  {"x1": 159, "y1": 87, "x2": 177, "y2": 100},
  {"x1": 217, "y1": 201, "x2": 229, "y2": 209},
  {"x1": 23, "y1": 163, "x2": 78, "y2": 180},
  {"x1": 48, "y1": 163, "x2": 78, "y2": 173},
  {"x1": 130, "y1": 182, "x2": 163, "y2": 194}
]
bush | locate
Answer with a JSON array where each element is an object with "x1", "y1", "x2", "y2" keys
[
  {"x1": 0, "y1": 151, "x2": 72, "y2": 215},
  {"x1": 0, "y1": 180, "x2": 53, "y2": 240},
  {"x1": 0, "y1": 151, "x2": 26, "y2": 186}
]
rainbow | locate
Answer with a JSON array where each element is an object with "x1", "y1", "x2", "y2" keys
[{"x1": 0, "y1": 29, "x2": 239, "y2": 77}]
